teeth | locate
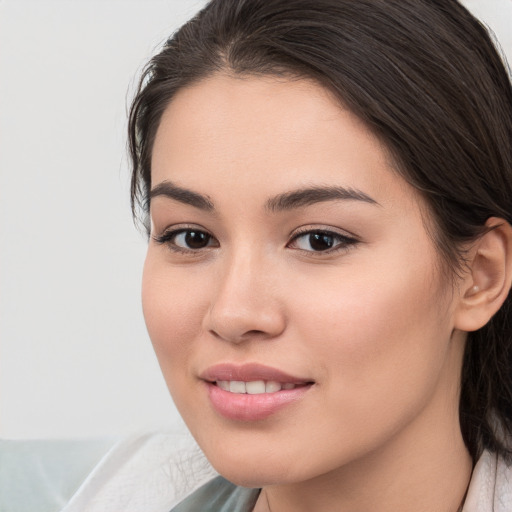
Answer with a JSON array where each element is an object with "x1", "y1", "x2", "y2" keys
[
  {"x1": 246, "y1": 380, "x2": 266, "y2": 394},
  {"x1": 229, "y1": 381, "x2": 246, "y2": 393},
  {"x1": 216, "y1": 380, "x2": 298, "y2": 394},
  {"x1": 265, "y1": 381, "x2": 281, "y2": 393},
  {"x1": 217, "y1": 381, "x2": 230, "y2": 391}
]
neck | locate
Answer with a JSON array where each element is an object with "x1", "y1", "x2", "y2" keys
[
  {"x1": 255, "y1": 337, "x2": 473, "y2": 512},
  {"x1": 255, "y1": 424, "x2": 472, "y2": 512},
  {"x1": 259, "y1": 431, "x2": 472, "y2": 512}
]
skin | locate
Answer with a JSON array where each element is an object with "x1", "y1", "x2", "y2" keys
[{"x1": 143, "y1": 74, "x2": 474, "y2": 512}]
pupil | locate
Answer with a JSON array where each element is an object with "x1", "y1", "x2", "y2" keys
[
  {"x1": 310, "y1": 233, "x2": 334, "y2": 251},
  {"x1": 185, "y1": 231, "x2": 209, "y2": 249}
]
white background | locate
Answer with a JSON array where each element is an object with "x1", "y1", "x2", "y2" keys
[{"x1": 1, "y1": 0, "x2": 511, "y2": 439}]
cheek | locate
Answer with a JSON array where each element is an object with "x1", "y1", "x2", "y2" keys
[
  {"x1": 141, "y1": 254, "x2": 207, "y2": 376},
  {"x1": 290, "y1": 254, "x2": 452, "y2": 418}
]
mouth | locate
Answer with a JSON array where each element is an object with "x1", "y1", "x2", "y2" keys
[
  {"x1": 213, "y1": 380, "x2": 308, "y2": 394},
  {"x1": 200, "y1": 362, "x2": 314, "y2": 391},
  {"x1": 200, "y1": 363, "x2": 314, "y2": 421}
]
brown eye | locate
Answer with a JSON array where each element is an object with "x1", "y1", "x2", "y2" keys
[
  {"x1": 153, "y1": 228, "x2": 218, "y2": 252},
  {"x1": 173, "y1": 230, "x2": 214, "y2": 249},
  {"x1": 307, "y1": 233, "x2": 335, "y2": 251},
  {"x1": 289, "y1": 230, "x2": 358, "y2": 253}
]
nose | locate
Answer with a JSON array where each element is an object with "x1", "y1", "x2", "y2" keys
[{"x1": 202, "y1": 251, "x2": 286, "y2": 344}]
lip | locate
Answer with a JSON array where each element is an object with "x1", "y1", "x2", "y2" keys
[
  {"x1": 200, "y1": 363, "x2": 314, "y2": 422},
  {"x1": 200, "y1": 362, "x2": 311, "y2": 384}
]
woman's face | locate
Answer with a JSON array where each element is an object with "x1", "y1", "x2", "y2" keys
[{"x1": 143, "y1": 74, "x2": 466, "y2": 486}]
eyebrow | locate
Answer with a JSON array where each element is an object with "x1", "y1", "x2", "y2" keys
[
  {"x1": 149, "y1": 181, "x2": 379, "y2": 212},
  {"x1": 150, "y1": 181, "x2": 215, "y2": 211},
  {"x1": 265, "y1": 185, "x2": 379, "y2": 212}
]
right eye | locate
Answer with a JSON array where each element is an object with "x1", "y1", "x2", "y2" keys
[{"x1": 153, "y1": 228, "x2": 219, "y2": 252}]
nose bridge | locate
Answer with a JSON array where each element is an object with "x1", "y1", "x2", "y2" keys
[
  {"x1": 204, "y1": 243, "x2": 285, "y2": 343},
  {"x1": 221, "y1": 245, "x2": 259, "y2": 296}
]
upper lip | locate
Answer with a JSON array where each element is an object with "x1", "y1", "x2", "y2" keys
[{"x1": 200, "y1": 363, "x2": 313, "y2": 384}]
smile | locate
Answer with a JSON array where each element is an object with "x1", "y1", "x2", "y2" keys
[
  {"x1": 215, "y1": 380, "x2": 300, "y2": 394},
  {"x1": 200, "y1": 363, "x2": 314, "y2": 421},
  {"x1": 206, "y1": 381, "x2": 313, "y2": 421},
  {"x1": 200, "y1": 362, "x2": 312, "y2": 384}
]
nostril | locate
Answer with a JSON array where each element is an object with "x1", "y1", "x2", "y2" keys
[
  {"x1": 209, "y1": 328, "x2": 274, "y2": 344},
  {"x1": 245, "y1": 330, "x2": 266, "y2": 337},
  {"x1": 204, "y1": 300, "x2": 286, "y2": 344}
]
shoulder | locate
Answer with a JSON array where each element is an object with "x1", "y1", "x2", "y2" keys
[
  {"x1": 171, "y1": 476, "x2": 259, "y2": 512},
  {"x1": 0, "y1": 437, "x2": 116, "y2": 512},
  {"x1": 60, "y1": 430, "x2": 219, "y2": 512},
  {"x1": 464, "y1": 450, "x2": 512, "y2": 512}
]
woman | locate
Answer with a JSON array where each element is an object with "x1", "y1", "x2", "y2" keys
[{"x1": 78, "y1": 0, "x2": 512, "y2": 510}]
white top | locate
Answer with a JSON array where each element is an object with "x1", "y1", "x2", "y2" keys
[
  {"x1": 3, "y1": 431, "x2": 511, "y2": 512},
  {"x1": 60, "y1": 431, "x2": 218, "y2": 512},
  {"x1": 62, "y1": 432, "x2": 512, "y2": 512}
]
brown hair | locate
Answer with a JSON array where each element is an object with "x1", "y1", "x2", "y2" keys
[{"x1": 128, "y1": 0, "x2": 512, "y2": 462}]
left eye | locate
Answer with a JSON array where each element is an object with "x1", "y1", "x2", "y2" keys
[
  {"x1": 289, "y1": 231, "x2": 356, "y2": 252},
  {"x1": 153, "y1": 228, "x2": 218, "y2": 251},
  {"x1": 172, "y1": 230, "x2": 213, "y2": 249}
]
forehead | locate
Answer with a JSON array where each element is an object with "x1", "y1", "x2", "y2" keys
[{"x1": 151, "y1": 73, "x2": 417, "y2": 211}]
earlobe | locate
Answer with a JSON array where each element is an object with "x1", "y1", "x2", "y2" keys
[{"x1": 454, "y1": 218, "x2": 512, "y2": 332}]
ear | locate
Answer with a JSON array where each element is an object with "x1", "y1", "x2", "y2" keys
[{"x1": 454, "y1": 217, "x2": 512, "y2": 332}]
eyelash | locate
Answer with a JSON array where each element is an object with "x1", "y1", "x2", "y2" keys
[
  {"x1": 152, "y1": 226, "x2": 218, "y2": 255},
  {"x1": 288, "y1": 228, "x2": 359, "y2": 255},
  {"x1": 153, "y1": 226, "x2": 359, "y2": 255}
]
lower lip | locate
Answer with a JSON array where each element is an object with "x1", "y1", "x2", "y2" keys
[{"x1": 205, "y1": 382, "x2": 312, "y2": 421}]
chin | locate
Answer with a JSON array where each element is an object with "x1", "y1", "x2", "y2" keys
[
  {"x1": 199, "y1": 440, "x2": 329, "y2": 488},
  {"x1": 210, "y1": 458, "x2": 295, "y2": 488}
]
